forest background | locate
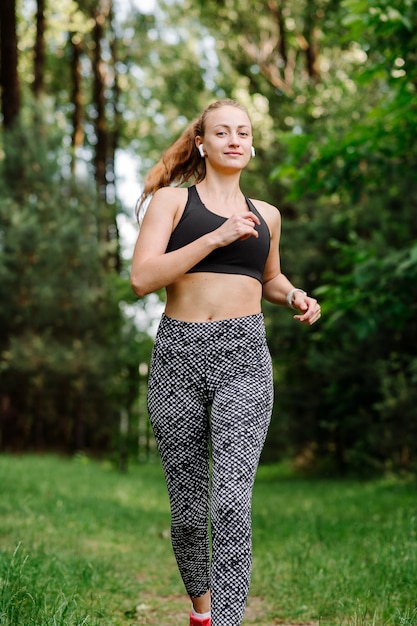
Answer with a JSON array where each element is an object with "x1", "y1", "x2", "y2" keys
[{"x1": 0, "y1": 0, "x2": 416, "y2": 476}]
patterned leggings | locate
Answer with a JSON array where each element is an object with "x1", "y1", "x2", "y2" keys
[{"x1": 147, "y1": 313, "x2": 274, "y2": 626}]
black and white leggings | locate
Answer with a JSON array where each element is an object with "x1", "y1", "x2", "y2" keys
[{"x1": 147, "y1": 313, "x2": 274, "y2": 626}]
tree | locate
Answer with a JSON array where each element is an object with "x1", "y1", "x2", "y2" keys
[
  {"x1": 33, "y1": 0, "x2": 46, "y2": 97},
  {"x1": 0, "y1": 0, "x2": 20, "y2": 128},
  {"x1": 2, "y1": 0, "x2": 416, "y2": 472},
  {"x1": 0, "y1": 0, "x2": 146, "y2": 456},
  {"x1": 70, "y1": 34, "x2": 84, "y2": 173},
  {"x1": 92, "y1": 0, "x2": 111, "y2": 200},
  {"x1": 264, "y1": 0, "x2": 417, "y2": 473}
]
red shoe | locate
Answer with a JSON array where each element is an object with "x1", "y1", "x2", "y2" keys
[{"x1": 189, "y1": 612, "x2": 211, "y2": 626}]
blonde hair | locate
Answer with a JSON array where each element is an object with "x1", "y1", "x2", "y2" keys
[{"x1": 135, "y1": 99, "x2": 250, "y2": 220}]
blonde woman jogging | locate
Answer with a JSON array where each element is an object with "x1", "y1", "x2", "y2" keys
[{"x1": 131, "y1": 99, "x2": 321, "y2": 626}]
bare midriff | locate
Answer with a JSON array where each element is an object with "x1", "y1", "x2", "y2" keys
[{"x1": 164, "y1": 272, "x2": 262, "y2": 322}]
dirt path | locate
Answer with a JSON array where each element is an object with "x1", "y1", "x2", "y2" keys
[{"x1": 130, "y1": 593, "x2": 319, "y2": 626}]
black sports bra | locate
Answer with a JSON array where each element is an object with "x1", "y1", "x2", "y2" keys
[{"x1": 165, "y1": 186, "x2": 270, "y2": 283}]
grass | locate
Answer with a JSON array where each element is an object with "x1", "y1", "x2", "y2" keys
[{"x1": 0, "y1": 454, "x2": 416, "y2": 626}]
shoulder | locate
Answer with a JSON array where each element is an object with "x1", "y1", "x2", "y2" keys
[
  {"x1": 137, "y1": 187, "x2": 190, "y2": 248},
  {"x1": 151, "y1": 186, "x2": 189, "y2": 206},
  {"x1": 249, "y1": 198, "x2": 281, "y2": 232},
  {"x1": 139, "y1": 186, "x2": 189, "y2": 235},
  {"x1": 145, "y1": 186, "x2": 189, "y2": 220}
]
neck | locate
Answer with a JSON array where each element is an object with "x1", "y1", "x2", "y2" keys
[{"x1": 197, "y1": 172, "x2": 243, "y2": 202}]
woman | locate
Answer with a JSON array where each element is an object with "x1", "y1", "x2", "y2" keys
[{"x1": 131, "y1": 99, "x2": 321, "y2": 626}]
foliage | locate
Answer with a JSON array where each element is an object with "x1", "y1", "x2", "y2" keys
[
  {"x1": 0, "y1": 113, "x2": 149, "y2": 452},
  {"x1": 1, "y1": 0, "x2": 416, "y2": 472},
  {"x1": 263, "y1": 0, "x2": 417, "y2": 474}
]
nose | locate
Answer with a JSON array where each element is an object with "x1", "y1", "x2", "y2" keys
[{"x1": 229, "y1": 132, "x2": 240, "y2": 145}]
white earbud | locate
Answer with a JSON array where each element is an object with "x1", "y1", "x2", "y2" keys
[
  {"x1": 198, "y1": 144, "x2": 205, "y2": 158},
  {"x1": 251, "y1": 146, "x2": 256, "y2": 158}
]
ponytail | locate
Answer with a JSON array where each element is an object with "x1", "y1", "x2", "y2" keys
[
  {"x1": 135, "y1": 119, "x2": 205, "y2": 220},
  {"x1": 135, "y1": 99, "x2": 249, "y2": 221}
]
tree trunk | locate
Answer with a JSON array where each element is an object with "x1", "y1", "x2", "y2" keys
[
  {"x1": 267, "y1": 0, "x2": 287, "y2": 65},
  {"x1": 70, "y1": 36, "x2": 84, "y2": 174},
  {"x1": 92, "y1": 0, "x2": 111, "y2": 201},
  {"x1": 108, "y1": 3, "x2": 121, "y2": 272},
  {"x1": 109, "y1": 3, "x2": 120, "y2": 204},
  {"x1": 0, "y1": 0, "x2": 20, "y2": 128},
  {"x1": 303, "y1": 0, "x2": 320, "y2": 82},
  {"x1": 33, "y1": 0, "x2": 46, "y2": 97},
  {"x1": 92, "y1": 0, "x2": 121, "y2": 273}
]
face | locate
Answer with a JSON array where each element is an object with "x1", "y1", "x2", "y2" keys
[{"x1": 197, "y1": 105, "x2": 253, "y2": 169}]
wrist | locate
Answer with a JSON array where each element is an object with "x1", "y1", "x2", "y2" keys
[
  {"x1": 286, "y1": 288, "x2": 307, "y2": 310},
  {"x1": 205, "y1": 231, "x2": 223, "y2": 250}
]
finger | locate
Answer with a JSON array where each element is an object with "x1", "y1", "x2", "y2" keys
[
  {"x1": 240, "y1": 230, "x2": 259, "y2": 240},
  {"x1": 240, "y1": 218, "x2": 259, "y2": 239},
  {"x1": 294, "y1": 316, "x2": 319, "y2": 325},
  {"x1": 242, "y1": 211, "x2": 261, "y2": 225},
  {"x1": 294, "y1": 307, "x2": 321, "y2": 324}
]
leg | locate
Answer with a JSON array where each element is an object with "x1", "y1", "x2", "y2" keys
[
  {"x1": 147, "y1": 332, "x2": 211, "y2": 599},
  {"x1": 209, "y1": 342, "x2": 273, "y2": 626},
  {"x1": 192, "y1": 590, "x2": 211, "y2": 614}
]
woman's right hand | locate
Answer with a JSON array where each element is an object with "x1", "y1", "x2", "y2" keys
[{"x1": 214, "y1": 212, "x2": 260, "y2": 246}]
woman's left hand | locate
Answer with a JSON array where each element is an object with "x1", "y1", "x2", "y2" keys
[{"x1": 292, "y1": 293, "x2": 321, "y2": 325}]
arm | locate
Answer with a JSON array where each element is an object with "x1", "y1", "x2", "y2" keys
[
  {"x1": 130, "y1": 187, "x2": 261, "y2": 297},
  {"x1": 259, "y1": 201, "x2": 321, "y2": 326}
]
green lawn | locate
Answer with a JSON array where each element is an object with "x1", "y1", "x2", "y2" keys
[{"x1": 0, "y1": 454, "x2": 416, "y2": 626}]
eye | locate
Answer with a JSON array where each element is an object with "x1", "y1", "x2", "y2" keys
[{"x1": 216, "y1": 131, "x2": 227, "y2": 136}]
